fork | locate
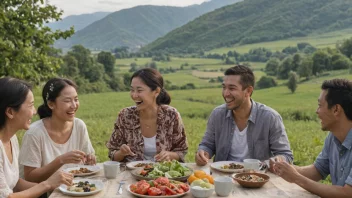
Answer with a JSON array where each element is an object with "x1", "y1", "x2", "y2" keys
[{"x1": 116, "y1": 167, "x2": 128, "y2": 195}]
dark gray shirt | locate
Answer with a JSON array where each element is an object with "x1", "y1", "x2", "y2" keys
[
  {"x1": 314, "y1": 128, "x2": 352, "y2": 186},
  {"x1": 198, "y1": 100, "x2": 293, "y2": 163}
]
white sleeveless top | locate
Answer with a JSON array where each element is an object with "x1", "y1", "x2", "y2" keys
[
  {"x1": 0, "y1": 135, "x2": 19, "y2": 197},
  {"x1": 229, "y1": 126, "x2": 250, "y2": 161},
  {"x1": 143, "y1": 135, "x2": 157, "y2": 161}
]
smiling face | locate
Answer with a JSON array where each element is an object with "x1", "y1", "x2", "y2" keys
[
  {"x1": 12, "y1": 91, "x2": 36, "y2": 130},
  {"x1": 316, "y1": 90, "x2": 337, "y2": 131},
  {"x1": 130, "y1": 77, "x2": 160, "y2": 111},
  {"x1": 49, "y1": 85, "x2": 79, "y2": 121},
  {"x1": 222, "y1": 75, "x2": 252, "y2": 111}
]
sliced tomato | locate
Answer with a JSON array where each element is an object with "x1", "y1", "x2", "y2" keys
[
  {"x1": 178, "y1": 183, "x2": 190, "y2": 192},
  {"x1": 157, "y1": 186, "x2": 167, "y2": 195},
  {"x1": 140, "y1": 170, "x2": 148, "y2": 176},
  {"x1": 165, "y1": 187, "x2": 177, "y2": 195},
  {"x1": 130, "y1": 184, "x2": 138, "y2": 193},
  {"x1": 154, "y1": 177, "x2": 169, "y2": 185},
  {"x1": 176, "y1": 188, "x2": 184, "y2": 194},
  {"x1": 148, "y1": 187, "x2": 162, "y2": 196},
  {"x1": 135, "y1": 182, "x2": 150, "y2": 195}
]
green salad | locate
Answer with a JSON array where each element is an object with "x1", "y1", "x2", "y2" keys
[{"x1": 145, "y1": 160, "x2": 192, "y2": 178}]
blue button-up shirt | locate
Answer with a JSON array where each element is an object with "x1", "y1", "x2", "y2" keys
[
  {"x1": 198, "y1": 100, "x2": 293, "y2": 163},
  {"x1": 314, "y1": 128, "x2": 352, "y2": 186}
]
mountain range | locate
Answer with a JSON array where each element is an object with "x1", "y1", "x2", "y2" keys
[
  {"x1": 143, "y1": 0, "x2": 352, "y2": 53},
  {"x1": 53, "y1": 0, "x2": 242, "y2": 50}
]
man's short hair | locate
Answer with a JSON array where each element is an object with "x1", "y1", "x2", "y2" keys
[
  {"x1": 224, "y1": 65, "x2": 255, "y2": 89},
  {"x1": 321, "y1": 79, "x2": 352, "y2": 121}
]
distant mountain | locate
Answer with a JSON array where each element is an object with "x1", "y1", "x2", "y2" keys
[
  {"x1": 55, "y1": 0, "x2": 241, "y2": 50},
  {"x1": 47, "y1": 12, "x2": 110, "y2": 31},
  {"x1": 143, "y1": 0, "x2": 352, "y2": 53}
]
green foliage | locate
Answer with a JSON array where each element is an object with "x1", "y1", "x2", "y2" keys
[
  {"x1": 129, "y1": 62, "x2": 138, "y2": 73},
  {"x1": 292, "y1": 53, "x2": 302, "y2": 71},
  {"x1": 97, "y1": 51, "x2": 116, "y2": 77},
  {"x1": 312, "y1": 50, "x2": 331, "y2": 75},
  {"x1": 0, "y1": 0, "x2": 74, "y2": 83},
  {"x1": 298, "y1": 57, "x2": 313, "y2": 79},
  {"x1": 337, "y1": 37, "x2": 352, "y2": 58},
  {"x1": 256, "y1": 76, "x2": 277, "y2": 89},
  {"x1": 287, "y1": 71, "x2": 298, "y2": 93},
  {"x1": 278, "y1": 57, "x2": 293, "y2": 79},
  {"x1": 282, "y1": 46, "x2": 298, "y2": 55},
  {"x1": 265, "y1": 58, "x2": 280, "y2": 76},
  {"x1": 59, "y1": 55, "x2": 79, "y2": 78},
  {"x1": 331, "y1": 53, "x2": 352, "y2": 70},
  {"x1": 143, "y1": 0, "x2": 352, "y2": 53}
]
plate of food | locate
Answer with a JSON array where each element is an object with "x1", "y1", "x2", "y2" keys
[
  {"x1": 63, "y1": 165, "x2": 101, "y2": 176},
  {"x1": 210, "y1": 161, "x2": 244, "y2": 173},
  {"x1": 127, "y1": 177, "x2": 190, "y2": 197},
  {"x1": 59, "y1": 179, "x2": 104, "y2": 196},
  {"x1": 127, "y1": 161, "x2": 155, "y2": 170},
  {"x1": 131, "y1": 160, "x2": 192, "y2": 182},
  {"x1": 232, "y1": 172, "x2": 270, "y2": 188}
]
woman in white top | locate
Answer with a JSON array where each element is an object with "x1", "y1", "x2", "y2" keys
[
  {"x1": 19, "y1": 78, "x2": 96, "y2": 183},
  {"x1": 0, "y1": 77, "x2": 73, "y2": 198}
]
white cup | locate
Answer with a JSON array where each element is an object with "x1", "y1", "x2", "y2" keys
[
  {"x1": 103, "y1": 161, "x2": 120, "y2": 179},
  {"x1": 243, "y1": 159, "x2": 261, "y2": 171},
  {"x1": 214, "y1": 176, "x2": 233, "y2": 197}
]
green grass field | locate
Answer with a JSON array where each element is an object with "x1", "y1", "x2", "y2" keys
[{"x1": 209, "y1": 28, "x2": 352, "y2": 54}]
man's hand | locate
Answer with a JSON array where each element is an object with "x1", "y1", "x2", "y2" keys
[
  {"x1": 274, "y1": 161, "x2": 301, "y2": 183},
  {"x1": 269, "y1": 155, "x2": 285, "y2": 173},
  {"x1": 195, "y1": 150, "x2": 210, "y2": 166}
]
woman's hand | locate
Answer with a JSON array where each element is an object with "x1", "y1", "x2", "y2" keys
[
  {"x1": 120, "y1": 144, "x2": 136, "y2": 157},
  {"x1": 45, "y1": 171, "x2": 73, "y2": 190},
  {"x1": 84, "y1": 154, "x2": 96, "y2": 165},
  {"x1": 154, "y1": 151, "x2": 177, "y2": 162},
  {"x1": 58, "y1": 150, "x2": 86, "y2": 165}
]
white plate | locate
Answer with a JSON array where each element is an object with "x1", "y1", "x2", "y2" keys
[
  {"x1": 126, "y1": 161, "x2": 155, "y2": 169},
  {"x1": 63, "y1": 165, "x2": 101, "y2": 176},
  {"x1": 59, "y1": 179, "x2": 104, "y2": 197},
  {"x1": 126, "y1": 184, "x2": 190, "y2": 198},
  {"x1": 210, "y1": 161, "x2": 244, "y2": 173}
]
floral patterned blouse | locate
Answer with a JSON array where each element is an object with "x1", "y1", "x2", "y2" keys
[{"x1": 106, "y1": 105, "x2": 188, "y2": 162}]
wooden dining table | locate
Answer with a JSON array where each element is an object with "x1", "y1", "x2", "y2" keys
[{"x1": 49, "y1": 162, "x2": 318, "y2": 198}]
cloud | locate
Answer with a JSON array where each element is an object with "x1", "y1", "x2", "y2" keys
[
  {"x1": 98, "y1": 0, "x2": 125, "y2": 6},
  {"x1": 50, "y1": 0, "x2": 207, "y2": 17}
]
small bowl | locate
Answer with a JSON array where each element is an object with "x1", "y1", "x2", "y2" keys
[
  {"x1": 232, "y1": 172, "x2": 269, "y2": 188},
  {"x1": 190, "y1": 186, "x2": 214, "y2": 198}
]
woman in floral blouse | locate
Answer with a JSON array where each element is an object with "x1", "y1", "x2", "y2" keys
[{"x1": 106, "y1": 68, "x2": 188, "y2": 162}]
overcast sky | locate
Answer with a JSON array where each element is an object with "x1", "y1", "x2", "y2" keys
[{"x1": 49, "y1": 0, "x2": 208, "y2": 17}]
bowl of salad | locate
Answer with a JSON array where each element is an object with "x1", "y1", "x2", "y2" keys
[{"x1": 131, "y1": 160, "x2": 193, "y2": 182}]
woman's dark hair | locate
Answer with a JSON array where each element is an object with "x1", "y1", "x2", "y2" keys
[
  {"x1": 0, "y1": 77, "x2": 32, "y2": 129},
  {"x1": 37, "y1": 78, "x2": 77, "y2": 119},
  {"x1": 130, "y1": 68, "x2": 171, "y2": 105},
  {"x1": 321, "y1": 79, "x2": 352, "y2": 121}
]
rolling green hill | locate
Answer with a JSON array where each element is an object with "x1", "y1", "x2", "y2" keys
[
  {"x1": 55, "y1": 0, "x2": 241, "y2": 50},
  {"x1": 143, "y1": 0, "x2": 352, "y2": 53}
]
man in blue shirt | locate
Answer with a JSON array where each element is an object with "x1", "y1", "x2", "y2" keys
[
  {"x1": 275, "y1": 79, "x2": 352, "y2": 197},
  {"x1": 195, "y1": 65, "x2": 293, "y2": 171}
]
